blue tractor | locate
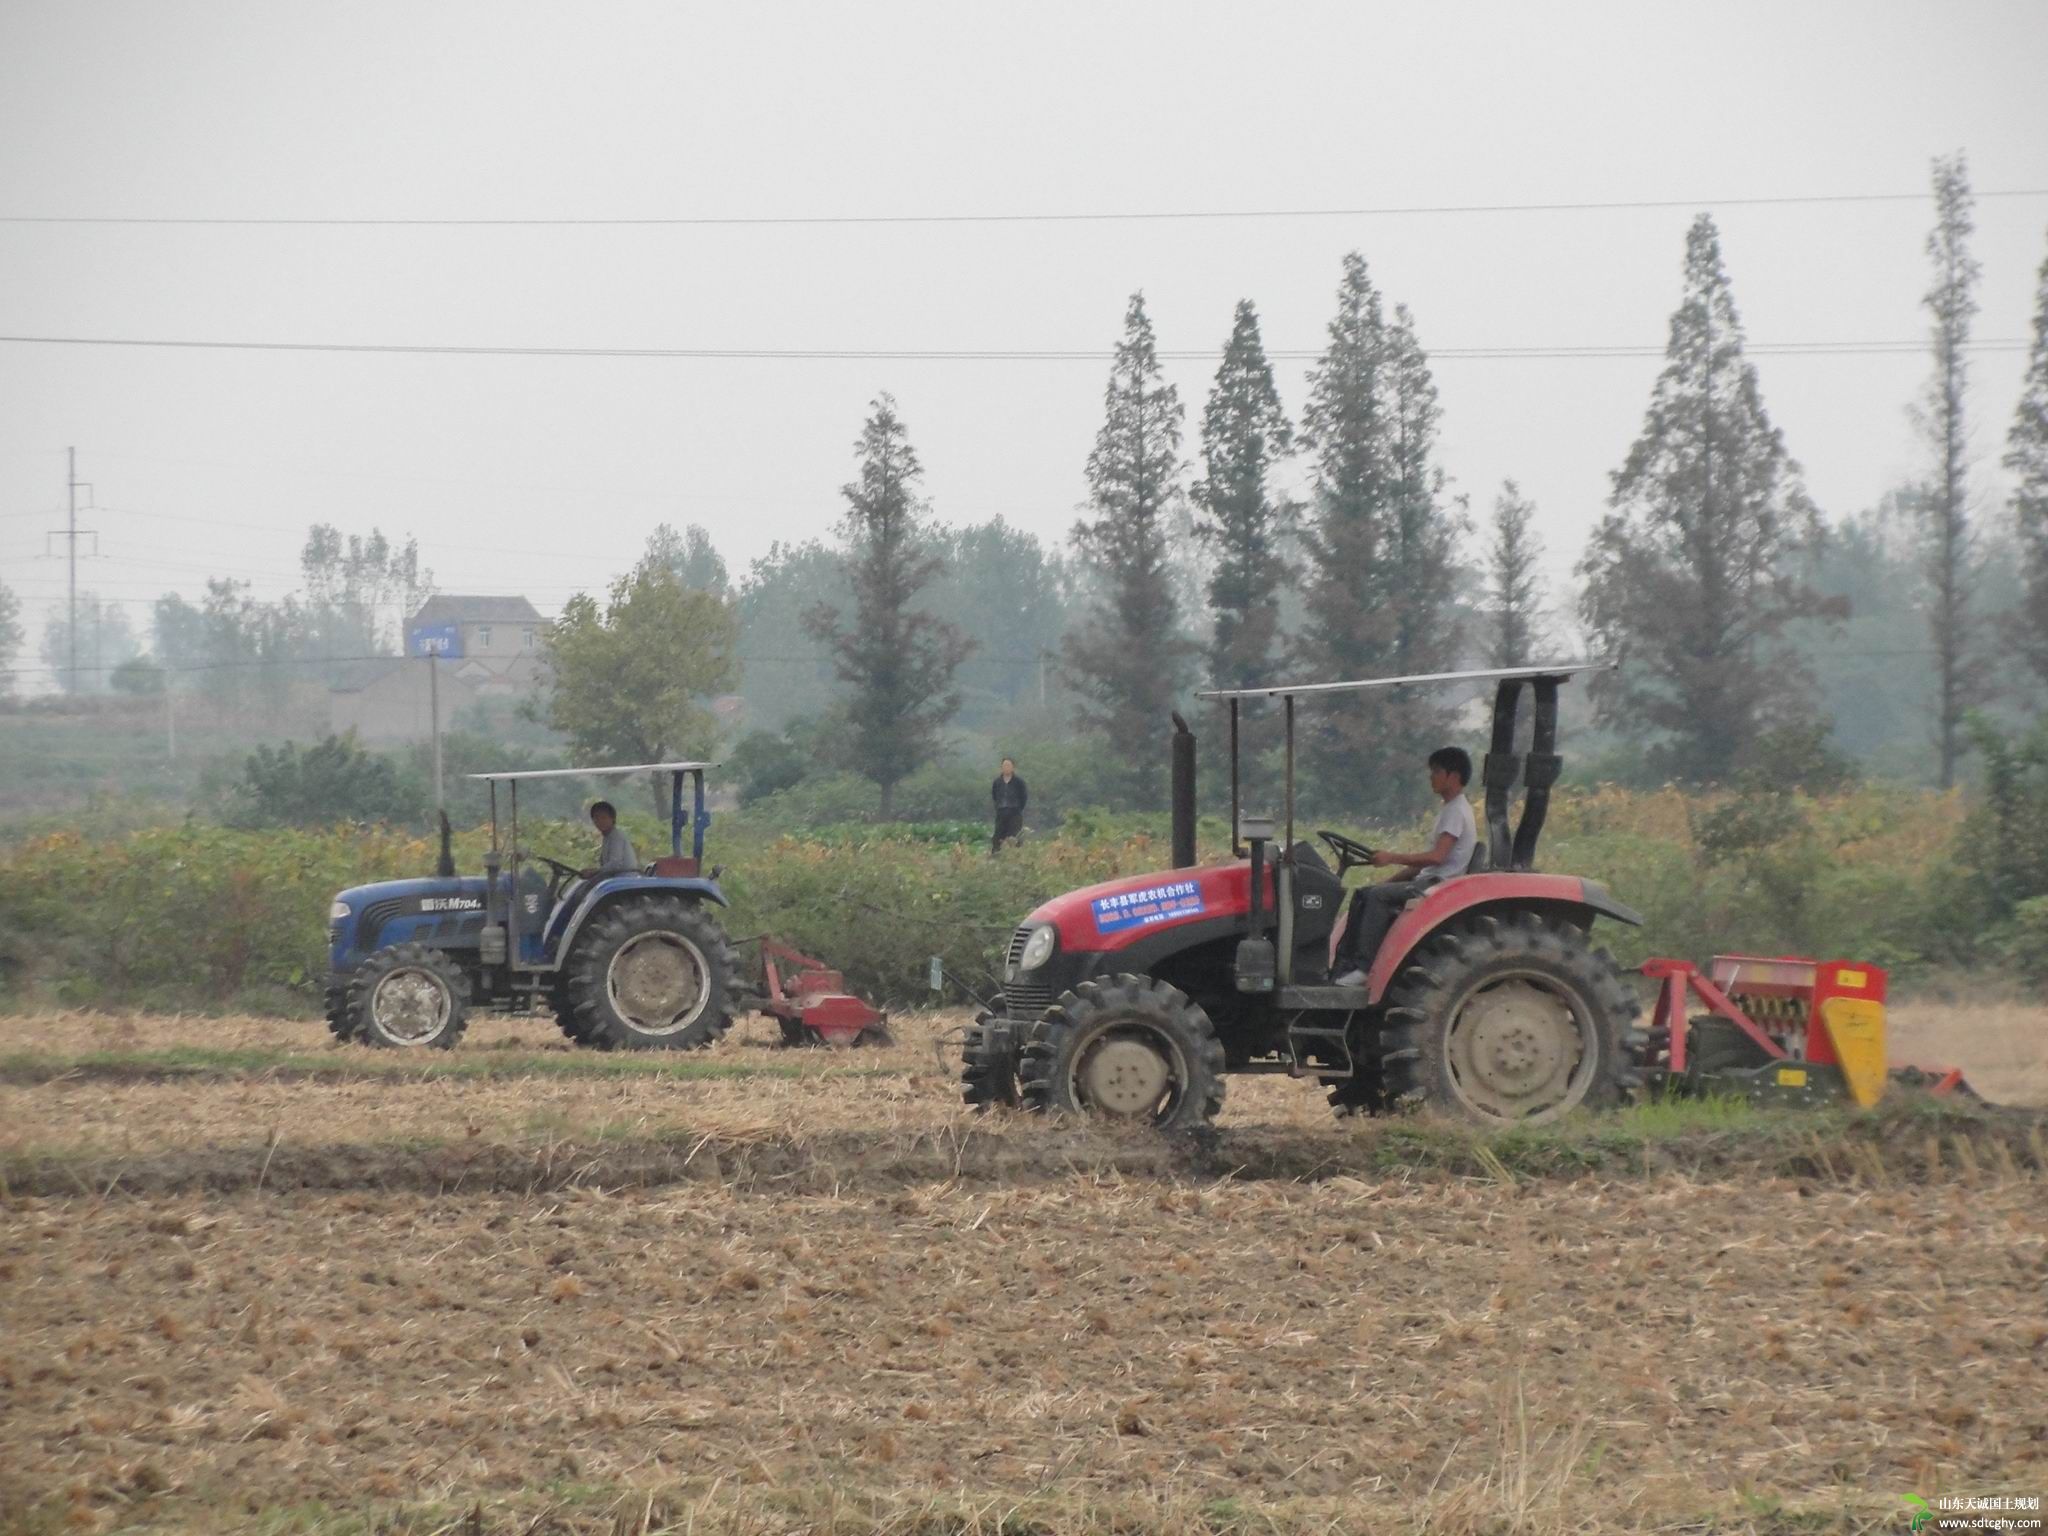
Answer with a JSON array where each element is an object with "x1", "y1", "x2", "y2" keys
[{"x1": 324, "y1": 762, "x2": 736, "y2": 1051}]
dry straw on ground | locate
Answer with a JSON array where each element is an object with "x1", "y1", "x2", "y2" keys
[{"x1": 1, "y1": 1000, "x2": 2044, "y2": 1534}]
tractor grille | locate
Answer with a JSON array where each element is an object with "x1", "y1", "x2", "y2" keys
[
  {"x1": 1004, "y1": 924, "x2": 1056, "y2": 1019},
  {"x1": 357, "y1": 898, "x2": 409, "y2": 952},
  {"x1": 1006, "y1": 978, "x2": 1056, "y2": 1019}
]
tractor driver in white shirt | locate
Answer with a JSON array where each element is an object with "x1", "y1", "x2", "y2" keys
[{"x1": 1332, "y1": 746, "x2": 1477, "y2": 987}]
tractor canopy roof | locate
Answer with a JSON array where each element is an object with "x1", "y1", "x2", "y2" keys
[
  {"x1": 465, "y1": 760, "x2": 717, "y2": 782},
  {"x1": 1196, "y1": 660, "x2": 1610, "y2": 703},
  {"x1": 1196, "y1": 660, "x2": 1614, "y2": 861},
  {"x1": 467, "y1": 762, "x2": 719, "y2": 861}
]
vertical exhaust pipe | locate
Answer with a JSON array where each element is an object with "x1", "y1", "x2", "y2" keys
[{"x1": 1170, "y1": 711, "x2": 1197, "y2": 869}]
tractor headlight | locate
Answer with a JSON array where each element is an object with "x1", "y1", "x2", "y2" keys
[
  {"x1": 328, "y1": 900, "x2": 351, "y2": 924},
  {"x1": 1016, "y1": 924, "x2": 1056, "y2": 975}
]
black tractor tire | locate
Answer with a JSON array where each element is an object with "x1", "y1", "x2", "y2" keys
[
  {"x1": 1376, "y1": 910, "x2": 1639, "y2": 1126},
  {"x1": 1324, "y1": 1059, "x2": 1391, "y2": 1118},
  {"x1": 345, "y1": 943, "x2": 471, "y2": 1050},
  {"x1": 1018, "y1": 974, "x2": 1225, "y2": 1130},
  {"x1": 960, "y1": 999, "x2": 1023, "y2": 1110},
  {"x1": 564, "y1": 896, "x2": 736, "y2": 1051},
  {"x1": 324, "y1": 980, "x2": 353, "y2": 1043},
  {"x1": 546, "y1": 974, "x2": 591, "y2": 1045}
]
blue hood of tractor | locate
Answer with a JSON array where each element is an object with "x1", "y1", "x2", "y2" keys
[{"x1": 329, "y1": 875, "x2": 497, "y2": 970}]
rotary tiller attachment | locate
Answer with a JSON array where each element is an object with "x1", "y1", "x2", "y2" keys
[{"x1": 738, "y1": 936, "x2": 892, "y2": 1047}]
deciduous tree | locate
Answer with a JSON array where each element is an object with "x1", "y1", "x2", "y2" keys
[
  {"x1": 1577, "y1": 215, "x2": 1833, "y2": 784},
  {"x1": 0, "y1": 580, "x2": 23, "y2": 696},
  {"x1": 299, "y1": 525, "x2": 432, "y2": 665},
  {"x1": 646, "y1": 522, "x2": 730, "y2": 595},
  {"x1": 735, "y1": 540, "x2": 851, "y2": 734},
  {"x1": 925, "y1": 517, "x2": 1073, "y2": 718},
  {"x1": 39, "y1": 593, "x2": 139, "y2": 694},
  {"x1": 542, "y1": 530, "x2": 740, "y2": 809},
  {"x1": 805, "y1": 394, "x2": 972, "y2": 818}
]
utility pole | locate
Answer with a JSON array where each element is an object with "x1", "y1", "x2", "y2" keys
[
  {"x1": 68, "y1": 449, "x2": 77, "y2": 694},
  {"x1": 43, "y1": 448, "x2": 97, "y2": 695},
  {"x1": 428, "y1": 652, "x2": 444, "y2": 814}
]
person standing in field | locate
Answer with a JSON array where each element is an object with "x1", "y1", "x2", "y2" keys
[{"x1": 991, "y1": 757, "x2": 1028, "y2": 852}]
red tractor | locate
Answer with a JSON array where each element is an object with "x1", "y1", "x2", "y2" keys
[{"x1": 959, "y1": 663, "x2": 1646, "y2": 1128}]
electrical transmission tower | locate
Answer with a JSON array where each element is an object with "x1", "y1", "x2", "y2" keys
[{"x1": 42, "y1": 447, "x2": 100, "y2": 693}]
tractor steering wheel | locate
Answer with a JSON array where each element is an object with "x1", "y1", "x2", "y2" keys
[
  {"x1": 523, "y1": 853, "x2": 583, "y2": 905},
  {"x1": 1317, "y1": 829, "x2": 1379, "y2": 876}
]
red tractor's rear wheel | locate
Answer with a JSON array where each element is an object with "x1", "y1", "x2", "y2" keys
[
  {"x1": 1018, "y1": 975, "x2": 1225, "y2": 1129},
  {"x1": 1377, "y1": 910, "x2": 1640, "y2": 1125}
]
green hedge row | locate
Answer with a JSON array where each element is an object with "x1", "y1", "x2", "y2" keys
[{"x1": 0, "y1": 786, "x2": 2019, "y2": 1016}]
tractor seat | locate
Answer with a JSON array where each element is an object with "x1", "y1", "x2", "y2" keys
[
  {"x1": 1290, "y1": 839, "x2": 1333, "y2": 874},
  {"x1": 1399, "y1": 842, "x2": 1490, "y2": 914},
  {"x1": 646, "y1": 855, "x2": 700, "y2": 878}
]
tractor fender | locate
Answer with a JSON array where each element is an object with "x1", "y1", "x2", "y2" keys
[
  {"x1": 1363, "y1": 874, "x2": 1640, "y2": 1004},
  {"x1": 550, "y1": 877, "x2": 728, "y2": 965}
]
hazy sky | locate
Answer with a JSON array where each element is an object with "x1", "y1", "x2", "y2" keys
[{"x1": 3, "y1": 0, "x2": 2046, "y2": 685}]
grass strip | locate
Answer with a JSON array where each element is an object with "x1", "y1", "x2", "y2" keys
[
  {"x1": 2, "y1": 1093, "x2": 2038, "y2": 1202},
  {"x1": 0, "y1": 1043, "x2": 910, "y2": 1086}
]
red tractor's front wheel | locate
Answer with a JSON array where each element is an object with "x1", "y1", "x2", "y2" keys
[
  {"x1": 1019, "y1": 975, "x2": 1225, "y2": 1130},
  {"x1": 960, "y1": 999, "x2": 1023, "y2": 1109}
]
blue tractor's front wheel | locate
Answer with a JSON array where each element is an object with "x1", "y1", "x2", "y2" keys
[{"x1": 344, "y1": 943, "x2": 472, "y2": 1050}]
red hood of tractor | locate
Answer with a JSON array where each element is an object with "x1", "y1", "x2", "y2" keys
[{"x1": 1028, "y1": 861, "x2": 1262, "y2": 952}]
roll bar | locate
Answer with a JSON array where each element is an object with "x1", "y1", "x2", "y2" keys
[{"x1": 1200, "y1": 661, "x2": 1610, "y2": 865}]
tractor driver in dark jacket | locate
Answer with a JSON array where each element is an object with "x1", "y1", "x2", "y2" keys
[
  {"x1": 991, "y1": 758, "x2": 1027, "y2": 852},
  {"x1": 1332, "y1": 746, "x2": 1477, "y2": 986}
]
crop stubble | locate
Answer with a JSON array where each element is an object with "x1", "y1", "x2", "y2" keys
[{"x1": 0, "y1": 1003, "x2": 2044, "y2": 1533}]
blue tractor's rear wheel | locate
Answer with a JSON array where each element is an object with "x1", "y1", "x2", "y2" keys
[{"x1": 564, "y1": 896, "x2": 736, "y2": 1050}]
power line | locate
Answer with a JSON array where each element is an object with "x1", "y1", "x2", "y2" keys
[
  {"x1": 5, "y1": 188, "x2": 2047, "y2": 228},
  {"x1": 0, "y1": 334, "x2": 2028, "y2": 363},
  {"x1": 0, "y1": 649, "x2": 1032, "y2": 680},
  {"x1": 0, "y1": 640, "x2": 1952, "y2": 682}
]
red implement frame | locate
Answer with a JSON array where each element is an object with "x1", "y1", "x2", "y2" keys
[
  {"x1": 1642, "y1": 954, "x2": 1967, "y2": 1095},
  {"x1": 752, "y1": 937, "x2": 890, "y2": 1047},
  {"x1": 1642, "y1": 957, "x2": 1788, "y2": 1074}
]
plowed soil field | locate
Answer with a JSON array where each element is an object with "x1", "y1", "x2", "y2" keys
[{"x1": 1, "y1": 1003, "x2": 2044, "y2": 1536}]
